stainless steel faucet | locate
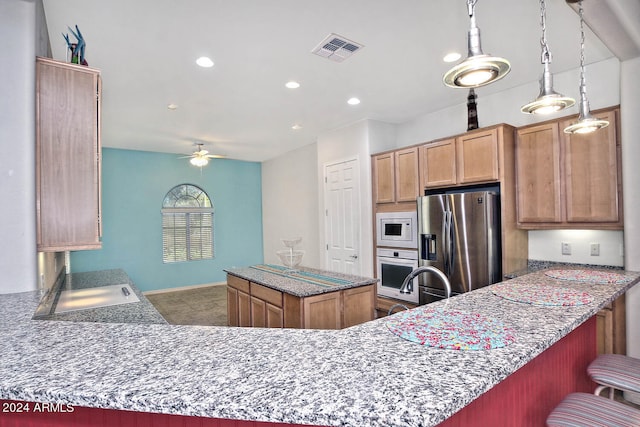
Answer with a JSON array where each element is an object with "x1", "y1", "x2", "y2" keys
[{"x1": 399, "y1": 266, "x2": 452, "y2": 299}]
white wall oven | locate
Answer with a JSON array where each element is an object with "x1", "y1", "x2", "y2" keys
[
  {"x1": 376, "y1": 211, "x2": 418, "y2": 249},
  {"x1": 376, "y1": 248, "x2": 419, "y2": 304}
]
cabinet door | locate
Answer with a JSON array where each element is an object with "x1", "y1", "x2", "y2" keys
[
  {"x1": 36, "y1": 57, "x2": 102, "y2": 251},
  {"x1": 238, "y1": 291, "x2": 251, "y2": 327},
  {"x1": 266, "y1": 303, "x2": 284, "y2": 328},
  {"x1": 516, "y1": 123, "x2": 562, "y2": 223},
  {"x1": 562, "y1": 110, "x2": 620, "y2": 223},
  {"x1": 420, "y1": 139, "x2": 456, "y2": 188},
  {"x1": 395, "y1": 147, "x2": 420, "y2": 202},
  {"x1": 373, "y1": 153, "x2": 395, "y2": 203},
  {"x1": 342, "y1": 285, "x2": 375, "y2": 328},
  {"x1": 227, "y1": 286, "x2": 239, "y2": 326},
  {"x1": 457, "y1": 129, "x2": 500, "y2": 183},
  {"x1": 303, "y1": 292, "x2": 341, "y2": 329},
  {"x1": 250, "y1": 296, "x2": 267, "y2": 327}
]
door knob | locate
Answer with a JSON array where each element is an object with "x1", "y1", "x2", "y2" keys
[{"x1": 350, "y1": 254, "x2": 358, "y2": 259}]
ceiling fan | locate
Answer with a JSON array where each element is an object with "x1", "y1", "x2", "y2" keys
[{"x1": 179, "y1": 143, "x2": 225, "y2": 167}]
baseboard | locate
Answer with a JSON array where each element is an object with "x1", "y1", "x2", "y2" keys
[{"x1": 143, "y1": 281, "x2": 227, "y2": 295}]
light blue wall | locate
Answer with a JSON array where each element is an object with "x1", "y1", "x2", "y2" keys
[{"x1": 70, "y1": 148, "x2": 263, "y2": 291}]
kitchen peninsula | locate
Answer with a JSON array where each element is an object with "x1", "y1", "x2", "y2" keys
[
  {"x1": 225, "y1": 265, "x2": 377, "y2": 329},
  {"x1": 1, "y1": 267, "x2": 639, "y2": 427}
]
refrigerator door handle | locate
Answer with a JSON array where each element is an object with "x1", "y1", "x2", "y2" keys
[
  {"x1": 448, "y1": 211, "x2": 456, "y2": 277},
  {"x1": 444, "y1": 210, "x2": 454, "y2": 276},
  {"x1": 442, "y1": 213, "x2": 449, "y2": 275}
]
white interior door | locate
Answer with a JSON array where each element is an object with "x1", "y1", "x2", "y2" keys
[{"x1": 324, "y1": 158, "x2": 361, "y2": 275}]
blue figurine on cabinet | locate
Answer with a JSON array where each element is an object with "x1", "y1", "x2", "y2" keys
[{"x1": 62, "y1": 25, "x2": 88, "y2": 66}]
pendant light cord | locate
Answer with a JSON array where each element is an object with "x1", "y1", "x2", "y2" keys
[
  {"x1": 539, "y1": 0, "x2": 551, "y2": 64},
  {"x1": 578, "y1": 0, "x2": 587, "y2": 94}
]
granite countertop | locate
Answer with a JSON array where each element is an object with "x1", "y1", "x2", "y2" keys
[
  {"x1": 1, "y1": 267, "x2": 639, "y2": 427},
  {"x1": 225, "y1": 265, "x2": 378, "y2": 297},
  {"x1": 34, "y1": 269, "x2": 167, "y2": 324}
]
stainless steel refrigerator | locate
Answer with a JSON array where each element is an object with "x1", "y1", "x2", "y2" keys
[{"x1": 417, "y1": 191, "x2": 501, "y2": 304}]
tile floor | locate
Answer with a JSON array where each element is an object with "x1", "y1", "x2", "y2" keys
[{"x1": 146, "y1": 285, "x2": 227, "y2": 326}]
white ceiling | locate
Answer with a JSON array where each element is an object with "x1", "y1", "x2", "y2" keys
[{"x1": 41, "y1": 0, "x2": 627, "y2": 162}]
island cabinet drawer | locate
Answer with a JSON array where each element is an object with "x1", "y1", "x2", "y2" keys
[
  {"x1": 250, "y1": 283, "x2": 283, "y2": 307},
  {"x1": 227, "y1": 275, "x2": 250, "y2": 293}
]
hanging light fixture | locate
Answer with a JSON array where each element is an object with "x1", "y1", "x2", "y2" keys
[
  {"x1": 521, "y1": 0, "x2": 575, "y2": 114},
  {"x1": 564, "y1": 0, "x2": 609, "y2": 134},
  {"x1": 443, "y1": 0, "x2": 511, "y2": 88}
]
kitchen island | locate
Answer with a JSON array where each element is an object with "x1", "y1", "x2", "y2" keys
[
  {"x1": 1, "y1": 267, "x2": 639, "y2": 427},
  {"x1": 225, "y1": 265, "x2": 377, "y2": 329}
]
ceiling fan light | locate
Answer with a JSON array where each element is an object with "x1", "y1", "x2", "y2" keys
[{"x1": 190, "y1": 156, "x2": 209, "y2": 167}]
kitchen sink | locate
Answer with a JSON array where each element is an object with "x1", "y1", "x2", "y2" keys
[{"x1": 54, "y1": 284, "x2": 140, "y2": 314}]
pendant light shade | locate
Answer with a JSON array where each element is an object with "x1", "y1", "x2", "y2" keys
[
  {"x1": 564, "y1": 0, "x2": 609, "y2": 134},
  {"x1": 443, "y1": 0, "x2": 510, "y2": 88},
  {"x1": 521, "y1": 0, "x2": 575, "y2": 114}
]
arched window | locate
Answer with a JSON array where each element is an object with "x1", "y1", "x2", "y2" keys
[{"x1": 161, "y1": 184, "x2": 214, "y2": 263}]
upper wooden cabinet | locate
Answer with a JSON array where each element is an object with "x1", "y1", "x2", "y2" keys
[
  {"x1": 372, "y1": 146, "x2": 419, "y2": 204},
  {"x1": 419, "y1": 138, "x2": 456, "y2": 188},
  {"x1": 457, "y1": 129, "x2": 500, "y2": 184},
  {"x1": 516, "y1": 107, "x2": 622, "y2": 229},
  {"x1": 419, "y1": 128, "x2": 500, "y2": 189},
  {"x1": 36, "y1": 57, "x2": 102, "y2": 251}
]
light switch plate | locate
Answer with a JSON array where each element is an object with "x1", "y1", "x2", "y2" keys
[
  {"x1": 561, "y1": 242, "x2": 571, "y2": 255},
  {"x1": 590, "y1": 243, "x2": 600, "y2": 256}
]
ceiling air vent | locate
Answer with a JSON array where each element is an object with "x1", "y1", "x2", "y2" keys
[{"x1": 311, "y1": 33, "x2": 364, "y2": 62}]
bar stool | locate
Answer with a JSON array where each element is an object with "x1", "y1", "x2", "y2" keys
[
  {"x1": 546, "y1": 392, "x2": 640, "y2": 427},
  {"x1": 588, "y1": 354, "x2": 640, "y2": 399}
]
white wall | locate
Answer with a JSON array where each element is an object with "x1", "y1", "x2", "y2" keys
[
  {"x1": 620, "y1": 56, "x2": 640, "y2": 403},
  {"x1": 262, "y1": 143, "x2": 320, "y2": 267},
  {"x1": 0, "y1": 0, "x2": 41, "y2": 293}
]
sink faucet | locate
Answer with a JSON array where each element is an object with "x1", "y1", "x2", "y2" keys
[{"x1": 399, "y1": 266, "x2": 452, "y2": 299}]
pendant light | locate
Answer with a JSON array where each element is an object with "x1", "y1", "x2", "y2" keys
[
  {"x1": 564, "y1": 0, "x2": 609, "y2": 134},
  {"x1": 521, "y1": 0, "x2": 575, "y2": 114},
  {"x1": 443, "y1": 0, "x2": 511, "y2": 88}
]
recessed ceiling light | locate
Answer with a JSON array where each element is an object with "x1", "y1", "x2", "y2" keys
[
  {"x1": 285, "y1": 81, "x2": 300, "y2": 89},
  {"x1": 291, "y1": 124, "x2": 302, "y2": 130},
  {"x1": 196, "y1": 56, "x2": 214, "y2": 68},
  {"x1": 347, "y1": 97, "x2": 361, "y2": 105},
  {"x1": 443, "y1": 52, "x2": 462, "y2": 63},
  {"x1": 167, "y1": 103, "x2": 178, "y2": 110}
]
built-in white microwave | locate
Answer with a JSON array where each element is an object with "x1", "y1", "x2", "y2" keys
[{"x1": 376, "y1": 211, "x2": 418, "y2": 249}]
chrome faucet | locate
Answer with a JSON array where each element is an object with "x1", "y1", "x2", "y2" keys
[{"x1": 399, "y1": 266, "x2": 452, "y2": 299}]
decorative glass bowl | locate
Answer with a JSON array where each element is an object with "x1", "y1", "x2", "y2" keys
[
  {"x1": 281, "y1": 237, "x2": 302, "y2": 248},
  {"x1": 277, "y1": 249, "x2": 305, "y2": 270}
]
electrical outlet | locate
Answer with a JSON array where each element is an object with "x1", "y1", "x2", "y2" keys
[
  {"x1": 590, "y1": 243, "x2": 600, "y2": 256},
  {"x1": 561, "y1": 242, "x2": 571, "y2": 255}
]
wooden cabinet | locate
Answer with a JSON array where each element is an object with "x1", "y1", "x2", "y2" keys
[
  {"x1": 342, "y1": 285, "x2": 376, "y2": 328},
  {"x1": 596, "y1": 294, "x2": 626, "y2": 355},
  {"x1": 227, "y1": 274, "x2": 375, "y2": 329},
  {"x1": 372, "y1": 147, "x2": 419, "y2": 204},
  {"x1": 250, "y1": 283, "x2": 284, "y2": 328},
  {"x1": 419, "y1": 128, "x2": 500, "y2": 189},
  {"x1": 515, "y1": 122, "x2": 562, "y2": 223},
  {"x1": 456, "y1": 129, "x2": 500, "y2": 184},
  {"x1": 227, "y1": 275, "x2": 251, "y2": 327},
  {"x1": 516, "y1": 107, "x2": 622, "y2": 229},
  {"x1": 419, "y1": 138, "x2": 456, "y2": 188},
  {"x1": 303, "y1": 292, "x2": 342, "y2": 329},
  {"x1": 36, "y1": 57, "x2": 102, "y2": 252}
]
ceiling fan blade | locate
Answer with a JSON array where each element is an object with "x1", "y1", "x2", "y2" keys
[{"x1": 206, "y1": 154, "x2": 226, "y2": 159}]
